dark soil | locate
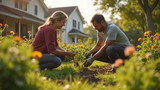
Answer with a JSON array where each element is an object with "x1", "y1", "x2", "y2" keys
[
  {"x1": 79, "y1": 64, "x2": 115, "y2": 83},
  {"x1": 53, "y1": 64, "x2": 115, "y2": 85}
]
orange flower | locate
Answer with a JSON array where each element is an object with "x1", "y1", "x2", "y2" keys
[
  {"x1": 154, "y1": 34, "x2": 159, "y2": 36},
  {"x1": 23, "y1": 40, "x2": 27, "y2": 43},
  {"x1": 80, "y1": 45, "x2": 83, "y2": 48},
  {"x1": 67, "y1": 46, "x2": 70, "y2": 48},
  {"x1": 151, "y1": 45, "x2": 156, "y2": 49},
  {"x1": 124, "y1": 46, "x2": 135, "y2": 56},
  {"x1": 142, "y1": 38, "x2": 146, "y2": 43},
  {"x1": 28, "y1": 30, "x2": 31, "y2": 34},
  {"x1": 32, "y1": 38, "x2": 35, "y2": 40},
  {"x1": 10, "y1": 31, "x2": 15, "y2": 35},
  {"x1": 138, "y1": 38, "x2": 142, "y2": 41},
  {"x1": 0, "y1": 23, "x2": 2, "y2": 27},
  {"x1": 143, "y1": 40, "x2": 147, "y2": 43},
  {"x1": 57, "y1": 39, "x2": 60, "y2": 42},
  {"x1": 32, "y1": 51, "x2": 42, "y2": 59},
  {"x1": 78, "y1": 39, "x2": 81, "y2": 42},
  {"x1": 153, "y1": 37, "x2": 156, "y2": 41},
  {"x1": 67, "y1": 49, "x2": 70, "y2": 51},
  {"x1": 5, "y1": 24, "x2": 8, "y2": 28},
  {"x1": 14, "y1": 36, "x2": 22, "y2": 43},
  {"x1": 114, "y1": 58, "x2": 123, "y2": 67},
  {"x1": 144, "y1": 31, "x2": 150, "y2": 36},
  {"x1": 153, "y1": 34, "x2": 160, "y2": 41}
]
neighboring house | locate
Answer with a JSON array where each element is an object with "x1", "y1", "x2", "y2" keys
[
  {"x1": 45, "y1": 6, "x2": 89, "y2": 44},
  {"x1": 0, "y1": 0, "x2": 47, "y2": 38}
]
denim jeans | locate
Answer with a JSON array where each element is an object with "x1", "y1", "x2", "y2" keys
[
  {"x1": 93, "y1": 45, "x2": 128, "y2": 64},
  {"x1": 39, "y1": 54, "x2": 62, "y2": 70}
]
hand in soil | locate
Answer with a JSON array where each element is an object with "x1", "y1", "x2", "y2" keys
[{"x1": 83, "y1": 57, "x2": 94, "y2": 67}]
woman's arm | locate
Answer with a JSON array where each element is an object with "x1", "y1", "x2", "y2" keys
[{"x1": 51, "y1": 49, "x2": 75, "y2": 57}]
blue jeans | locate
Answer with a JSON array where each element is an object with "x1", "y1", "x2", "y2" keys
[
  {"x1": 93, "y1": 45, "x2": 128, "y2": 64},
  {"x1": 39, "y1": 54, "x2": 62, "y2": 70}
]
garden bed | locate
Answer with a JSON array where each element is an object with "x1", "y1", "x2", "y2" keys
[{"x1": 79, "y1": 64, "x2": 114, "y2": 83}]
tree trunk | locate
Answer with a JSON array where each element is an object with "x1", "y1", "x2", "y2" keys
[
  {"x1": 144, "y1": 10, "x2": 155, "y2": 35},
  {"x1": 138, "y1": 0, "x2": 159, "y2": 35}
]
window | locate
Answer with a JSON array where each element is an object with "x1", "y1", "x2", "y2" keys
[
  {"x1": 19, "y1": 0, "x2": 23, "y2": 9},
  {"x1": 34, "y1": 5, "x2": 38, "y2": 15},
  {"x1": 73, "y1": 20, "x2": 76, "y2": 28},
  {"x1": 15, "y1": 0, "x2": 18, "y2": 8},
  {"x1": 72, "y1": 38, "x2": 75, "y2": 43},
  {"x1": 24, "y1": 3, "x2": 27, "y2": 11},
  {"x1": 21, "y1": 24, "x2": 28, "y2": 38},
  {"x1": 78, "y1": 22, "x2": 80, "y2": 30},
  {"x1": 14, "y1": 0, "x2": 28, "y2": 11}
]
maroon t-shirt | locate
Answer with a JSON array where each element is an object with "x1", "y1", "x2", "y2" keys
[{"x1": 32, "y1": 25, "x2": 58, "y2": 54}]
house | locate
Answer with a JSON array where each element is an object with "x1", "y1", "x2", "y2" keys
[
  {"x1": 45, "y1": 6, "x2": 89, "y2": 44},
  {"x1": 0, "y1": 0, "x2": 47, "y2": 38}
]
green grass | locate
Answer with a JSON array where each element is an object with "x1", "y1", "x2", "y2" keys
[
  {"x1": 39, "y1": 60, "x2": 115, "y2": 90},
  {"x1": 40, "y1": 61, "x2": 109, "y2": 79}
]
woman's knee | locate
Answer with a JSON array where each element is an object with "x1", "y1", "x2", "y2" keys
[{"x1": 54, "y1": 57, "x2": 62, "y2": 67}]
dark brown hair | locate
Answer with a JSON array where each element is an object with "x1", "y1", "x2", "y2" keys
[{"x1": 91, "y1": 13, "x2": 105, "y2": 23}]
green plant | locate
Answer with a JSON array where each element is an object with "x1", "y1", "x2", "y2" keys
[
  {"x1": 137, "y1": 31, "x2": 160, "y2": 63},
  {"x1": 0, "y1": 37, "x2": 39, "y2": 89},
  {"x1": 115, "y1": 55, "x2": 160, "y2": 90}
]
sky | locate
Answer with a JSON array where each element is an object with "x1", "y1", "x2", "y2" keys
[{"x1": 44, "y1": 0, "x2": 111, "y2": 26}]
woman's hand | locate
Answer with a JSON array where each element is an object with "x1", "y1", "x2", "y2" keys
[{"x1": 66, "y1": 51, "x2": 75, "y2": 57}]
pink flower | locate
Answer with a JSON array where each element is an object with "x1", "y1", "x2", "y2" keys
[
  {"x1": 114, "y1": 58, "x2": 123, "y2": 67},
  {"x1": 124, "y1": 46, "x2": 135, "y2": 56},
  {"x1": 145, "y1": 52, "x2": 152, "y2": 59}
]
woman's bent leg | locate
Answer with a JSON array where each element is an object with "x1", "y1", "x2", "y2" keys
[{"x1": 39, "y1": 54, "x2": 62, "y2": 70}]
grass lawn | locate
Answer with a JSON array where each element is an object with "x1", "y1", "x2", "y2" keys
[{"x1": 40, "y1": 61, "x2": 116, "y2": 89}]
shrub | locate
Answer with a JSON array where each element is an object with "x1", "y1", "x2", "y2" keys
[{"x1": 0, "y1": 37, "x2": 39, "y2": 90}]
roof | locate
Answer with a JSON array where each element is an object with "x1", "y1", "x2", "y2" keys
[
  {"x1": 68, "y1": 29, "x2": 90, "y2": 38},
  {"x1": 45, "y1": 6, "x2": 77, "y2": 18},
  {"x1": 39, "y1": 0, "x2": 48, "y2": 11},
  {"x1": 0, "y1": 5, "x2": 44, "y2": 23}
]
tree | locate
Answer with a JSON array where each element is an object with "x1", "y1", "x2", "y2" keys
[
  {"x1": 118, "y1": 1, "x2": 146, "y2": 33},
  {"x1": 94, "y1": 0, "x2": 160, "y2": 35},
  {"x1": 138, "y1": 0, "x2": 159, "y2": 35}
]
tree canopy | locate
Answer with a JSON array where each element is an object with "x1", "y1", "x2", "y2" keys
[{"x1": 94, "y1": 0, "x2": 160, "y2": 34}]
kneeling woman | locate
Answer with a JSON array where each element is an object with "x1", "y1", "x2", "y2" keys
[{"x1": 32, "y1": 11, "x2": 75, "y2": 70}]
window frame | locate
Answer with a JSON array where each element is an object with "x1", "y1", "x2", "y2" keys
[
  {"x1": 14, "y1": 0, "x2": 28, "y2": 11},
  {"x1": 72, "y1": 19, "x2": 76, "y2": 28},
  {"x1": 78, "y1": 22, "x2": 80, "y2": 30},
  {"x1": 34, "y1": 5, "x2": 38, "y2": 15}
]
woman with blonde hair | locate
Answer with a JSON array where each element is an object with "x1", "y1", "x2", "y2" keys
[{"x1": 32, "y1": 11, "x2": 75, "y2": 70}]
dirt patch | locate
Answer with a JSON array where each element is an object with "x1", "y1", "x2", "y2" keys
[{"x1": 79, "y1": 64, "x2": 115, "y2": 83}]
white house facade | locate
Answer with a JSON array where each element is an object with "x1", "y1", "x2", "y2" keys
[
  {"x1": 45, "y1": 6, "x2": 89, "y2": 44},
  {"x1": 0, "y1": 0, "x2": 47, "y2": 38}
]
